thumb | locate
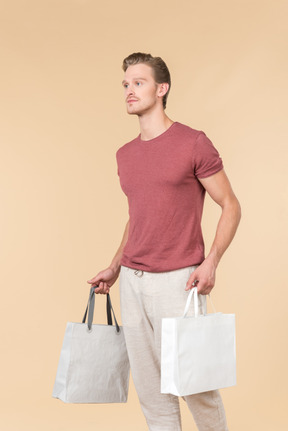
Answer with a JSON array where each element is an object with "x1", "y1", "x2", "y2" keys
[{"x1": 87, "y1": 276, "x2": 100, "y2": 285}]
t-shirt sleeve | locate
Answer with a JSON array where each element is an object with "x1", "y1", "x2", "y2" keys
[
  {"x1": 116, "y1": 149, "x2": 120, "y2": 176},
  {"x1": 193, "y1": 132, "x2": 223, "y2": 179}
]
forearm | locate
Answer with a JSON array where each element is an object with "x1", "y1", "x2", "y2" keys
[
  {"x1": 186, "y1": 170, "x2": 241, "y2": 294},
  {"x1": 109, "y1": 219, "x2": 130, "y2": 274},
  {"x1": 206, "y1": 196, "x2": 241, "y2": 267}
]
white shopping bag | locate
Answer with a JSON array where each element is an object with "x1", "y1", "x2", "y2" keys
[
  {"x1": 161, "y1": 288, "x2": 236, "y2": 396},
  {"x1": 52, "y1": 288, "x2": 130, "y2": 403}
]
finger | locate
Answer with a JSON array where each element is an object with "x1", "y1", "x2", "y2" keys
[
  {"x1": 87, "y1": 277, "x2": 99, "y2": 285},
  {"x1": 185, "y1": 275, "x2": 199, "y2": 291},
  {"x1": 103, "y1": 283, "x2": 110, "y2": 294},
  {"x1": 94, "y1": 281, "x2": 103, "y2": 293},
  {"x1": 95, "y1": 288, "x2": 109, "y2": 295},
  {"x1": 197, "y1": 281, "x2": 212, "y2": 295},
  {"x1": 197, "y1": 286, "x2": 205, "y2": 295},
  {"x1": 94, "y1": 281, "x2": 110, "y2": 295},
  {"x1": 94, "y1": 285, "x2": 102, "y2": 293},
  {"x1": 194, "y1": 277, "x2": 206, "y2": 293},
  {"x1": 202, "y1": 285, "x2": 214, "y2": 295}
]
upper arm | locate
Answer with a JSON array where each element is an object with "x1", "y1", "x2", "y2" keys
[{"x1": 198, "y1": 169, "x2": 238, "y2": 208}]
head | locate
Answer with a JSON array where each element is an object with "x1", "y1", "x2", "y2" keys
[{"x1": 122, "y1": 52, "x2": 171, "y2": 110}]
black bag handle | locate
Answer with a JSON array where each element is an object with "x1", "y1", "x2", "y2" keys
[{"x1": 82, "y1": 286, "x2": 120, "y2": 333}]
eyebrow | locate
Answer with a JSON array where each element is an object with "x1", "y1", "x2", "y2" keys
[{"x1": 122, "y1": 77, "x2": 148, "y2": 84}]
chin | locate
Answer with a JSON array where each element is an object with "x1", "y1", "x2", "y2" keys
[{"x1": 127, "y1": 108, "x2": 140, "y2": 115}]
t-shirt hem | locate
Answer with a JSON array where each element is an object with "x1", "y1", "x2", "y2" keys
[
  {"x1": 197, "y1": 165, "x2": 223, "y2": 179},
  {"x1": 120, "y1": 260, "x2": 204, "y2": 273}
]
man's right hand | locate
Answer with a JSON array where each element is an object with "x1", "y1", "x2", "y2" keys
[{"x1": 87, "y1": 267, "x2": 120, "y2": 294}]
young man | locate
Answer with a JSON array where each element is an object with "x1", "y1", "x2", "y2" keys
[{"x1": 88, "y1": 53, "x2": 241, "y2": 431}]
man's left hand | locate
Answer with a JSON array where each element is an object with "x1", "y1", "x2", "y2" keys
[{"x1": 185, "y1": 257, "x2": 217, "y2": 295}]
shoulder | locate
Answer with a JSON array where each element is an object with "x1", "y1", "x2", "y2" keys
[
  {"x1": 116, "y1": 135, "x2": 140, "y2": 160},
  {"x1": 173, "y1": 122, "x2": 205, "y2": 142}
]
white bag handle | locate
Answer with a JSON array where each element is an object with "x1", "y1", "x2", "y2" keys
[
  {"x1": 183, "y1": 287, "x2": 216, "y2": 318},
  {"x1": 183, "y1": 288, "x2": 198, "y2": 317}
]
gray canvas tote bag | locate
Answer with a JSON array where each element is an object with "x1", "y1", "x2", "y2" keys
[{"x1": 52, "y1": 287, "x2": 130, "y2": 403}]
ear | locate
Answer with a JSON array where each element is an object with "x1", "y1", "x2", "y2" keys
[{"x1": 157, "y1": 82, "x2": 169, "y2": 98}]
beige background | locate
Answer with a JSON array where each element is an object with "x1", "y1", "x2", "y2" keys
[{"x1": 1, "y1": 1, "x2": 287, "y2": 430}]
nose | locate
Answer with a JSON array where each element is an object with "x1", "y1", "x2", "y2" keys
[
  {"x1": 127, "y1": 85, "x2": 135, "y2": 96},
  {"x1": 125, "y1": 86, "x2": 135, "y2": 101}
]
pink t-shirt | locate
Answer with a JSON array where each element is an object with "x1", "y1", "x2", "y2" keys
[{"x1": 116, "y1": 122, "x2": 223, "y2": 272}]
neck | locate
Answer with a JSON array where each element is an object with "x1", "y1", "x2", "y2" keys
[{"x1": 138, "y1": 108, "x2": 174, "y2": 141}]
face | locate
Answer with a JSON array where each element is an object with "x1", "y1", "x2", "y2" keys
[{"x1": 122, "y1": 63, "x2": 163, "y2": 116}]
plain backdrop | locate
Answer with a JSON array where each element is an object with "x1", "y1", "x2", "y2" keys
[{"x1": 1, "y1": 1, "x2": 287, "y2": 430}]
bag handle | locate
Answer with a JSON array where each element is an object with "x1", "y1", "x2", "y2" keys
[
  {"x1": 183, "y1": 287, "x2": 216, "y2": 318},
  {"x1": 82, "y1": 286, "x2": 120, "y2": 332}
]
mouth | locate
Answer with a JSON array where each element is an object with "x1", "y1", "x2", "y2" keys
[{"x1": 127, "y1": 99, "x2": 138, "y2": 103}]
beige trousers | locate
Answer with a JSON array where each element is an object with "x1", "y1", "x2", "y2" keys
[{"x1": 119, "y1": 265, "x2": 229, "y2": 431}]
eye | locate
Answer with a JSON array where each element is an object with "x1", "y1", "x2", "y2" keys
[
  {"x1": 123, "y1": 83, "x2": 129, "y2": 89},
  {"x1": 136, "y1": 81, "x2": 142, "y2": 86}
]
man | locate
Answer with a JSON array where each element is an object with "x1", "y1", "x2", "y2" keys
[{"x1": 88, "y1": 53, "x2": 241, "y2": 431}]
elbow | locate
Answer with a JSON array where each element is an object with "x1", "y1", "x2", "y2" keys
[
  {"x1": 233, "y1": 196, "x2": 242, "y2": 226},
  {"x1": 236, "y1": 195, "x2": 241, "y2": 218},
  {"x1": 237, "y1": 205, "x2": 242, "y2": 228},
  {"x1": 223, "y1": 194, "x2": 242, "y2": 226}
]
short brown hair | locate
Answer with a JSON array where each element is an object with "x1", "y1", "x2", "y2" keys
[{"x1": 122, "y1": 52, "x2": 171, "y2": 109}]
